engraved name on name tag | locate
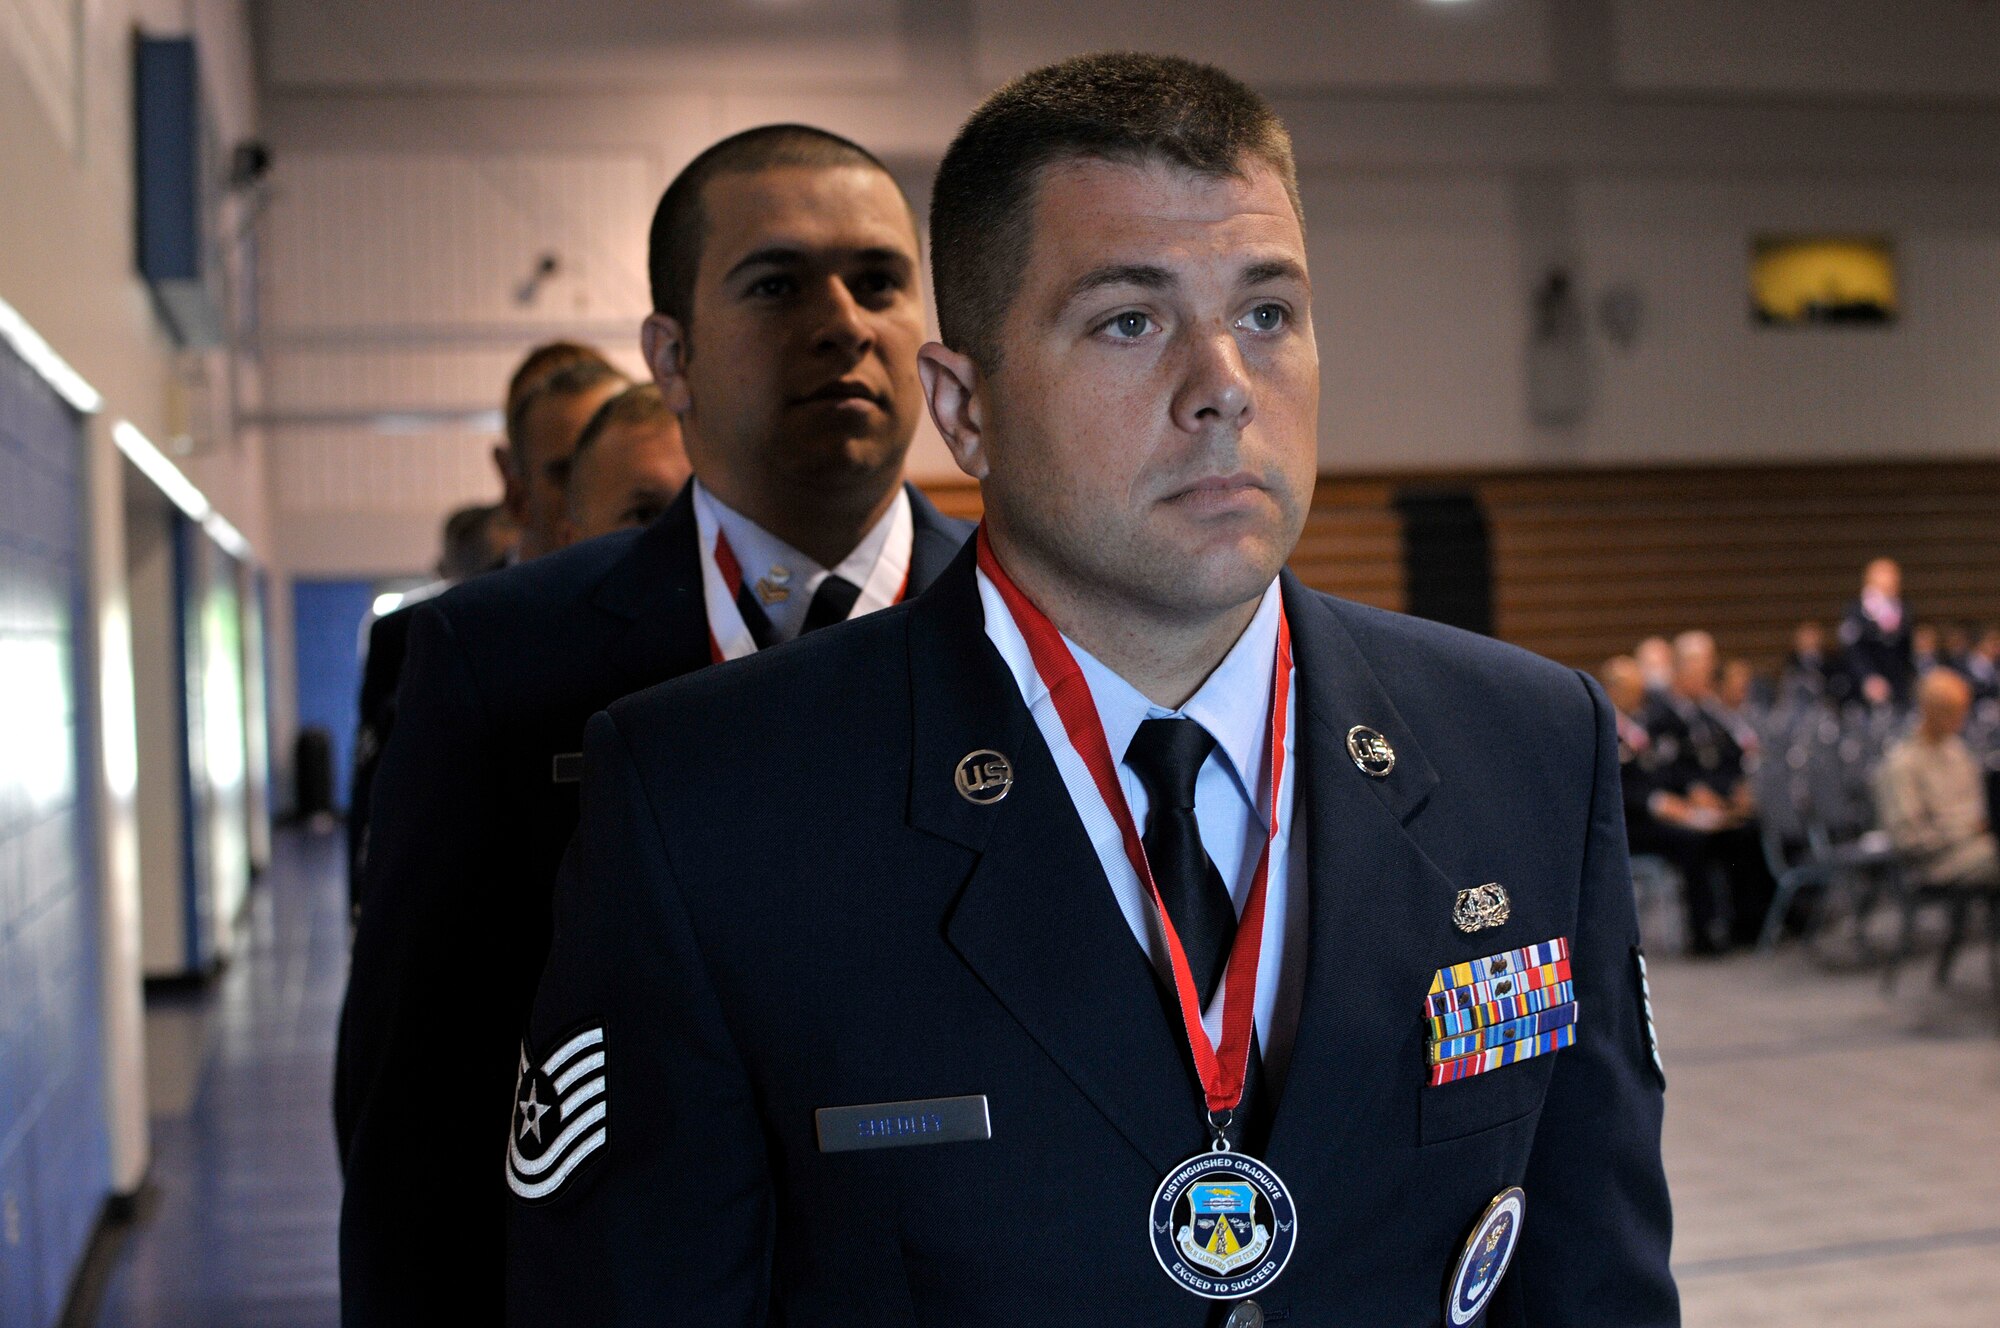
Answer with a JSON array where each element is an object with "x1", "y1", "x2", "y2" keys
[{"x1": 815, "y1": 1095, "x2": 991, "y2": 1153}]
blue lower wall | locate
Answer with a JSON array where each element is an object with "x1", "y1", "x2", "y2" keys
[
  {"x1": 0, "y1": 337, "x2": 110, "y2": 1324},
  {"x1": 291, "y1": 579, "x2": 375, "y2": 811}
]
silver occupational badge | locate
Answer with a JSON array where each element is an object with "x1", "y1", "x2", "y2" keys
[
  {"x1": 953, "y1": 750, "x2": 1014, "y2": 805},
  {"x1": 1453, "y1": 883, "x2": 1511, "y2": 934},
  {"x1": 1346, "y1": 725, "x2": 1396, "y2": 777}
]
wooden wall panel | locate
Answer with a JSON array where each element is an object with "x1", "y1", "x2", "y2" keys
[{"x1": 926, "y1": 460, "x2": 2000, "y2": 673}]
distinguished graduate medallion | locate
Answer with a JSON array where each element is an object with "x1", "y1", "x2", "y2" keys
[
  {"x1": 1150, "y1": 1147, "x2": 1298, "y2": 1300},
  {"x1": 1446, "y1": 1187, "x2": 1525, "y2": 1326},
  {"x1": 976, "y1": 529, "x2": 1302, "y2": 1307}
]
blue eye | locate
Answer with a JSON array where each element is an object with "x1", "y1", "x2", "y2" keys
[
  {"x1": 1242, "y1": 304, "x2": 1286, "y2": 332},
  {"x1": 1105, "y1": 311, "x2": 1153, "y2": 339}
]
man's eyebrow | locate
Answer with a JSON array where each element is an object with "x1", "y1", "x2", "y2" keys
[
  {"x1": 1240, "y1": 258, "x2": 1308, "y2": 288},
  {"x1": 723, "y1": 245, "x2": 915, "y2": 283},
  {"x1": 722, "y1": 246, "x2": 805, "y2": 282},
  {"x1": 1065, "y1": 263, "x2": 1177, "y2": 303}
]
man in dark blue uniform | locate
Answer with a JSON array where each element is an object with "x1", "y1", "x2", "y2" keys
[
  {"x1": 335, "y1": 126, "x2": 971, "y2": 1325},
  {"x1": 508, "y1": 56, "x2": 1676, "y2": 1326}
]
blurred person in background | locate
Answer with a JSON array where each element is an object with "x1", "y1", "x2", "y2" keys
[
  {"x1": 502, "y1": 357, "x2": 632, "y2": 559},
  {"x1": 348, "y1": 501, "x2": 519, "y2": 909},
  {"x1": 1940, "y1": 621, "x2": 1974, "y2": 676},
  {"x1": 335, "y1": 124, "x2": 972, "y2": 1326},
  {"x1": 1636, "y1": 634, "x2": 1674, "y2": 701},
  {"x1": 1965, "y1": 624, "x2": 2000, "y2": 703},
  {"x1": 1840, "y1": 556, "x2": 1913, "y2": 707},
  {"x1": 1875, "y1": 669, "x2": 2000, "y2": 982},
  {"x1": 1780, "y1": 619, "x2": 1843, "y2": 706},
  {"x1": 559, "y1": 384, "x2": 692, "y2": 545},
  {"x1": 439, "y1": 501, "x2": 519, "y2": 580},
  {"x1": 1645, "y1": 631, "x2": 1773, "y2": 952},
  {"x1": 1911, "y1": 622, "x2": 1942, "y2": 679}
]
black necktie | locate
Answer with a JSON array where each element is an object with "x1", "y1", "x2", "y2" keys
[
  {"x1": 801, "y1": 574, "x2": 862, "y2": 635},
  {"x1": 1125, "y1": 717, "x2": 1238, "y2": 1004},
  {"x1": 734, "y1": 583, "x2": 777, "y2": 651}
]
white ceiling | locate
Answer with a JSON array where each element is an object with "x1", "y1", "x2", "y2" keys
[{"x1": 260, "y1": 0, "x2": 2000, "y2": 102}]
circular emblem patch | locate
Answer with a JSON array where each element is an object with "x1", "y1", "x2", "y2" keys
[
  {"x1": 1149, "y1": 1151, "x2": 1298, "y2": 1301},
  {"x1": 1447, "y1": 1187, "x2": 1525, "y2": 1326},
  {"x1": 953, "y1": 749, "x2": 1014, "y2": 805},
  {"x1": 1345, "y1": 725, "x2": 1396, "y2": 777}
]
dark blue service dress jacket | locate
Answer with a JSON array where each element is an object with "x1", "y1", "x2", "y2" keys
[
  {"x1": 506, "y1": 545, "x2": 1679, "y2": 1326},
  {"x1": 333, "y1": 484, "x2": 971, "y2": 1327}
]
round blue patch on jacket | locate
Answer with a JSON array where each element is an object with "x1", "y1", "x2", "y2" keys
[{"x1": 1447, "y1": 1187, "x2": 1524, "y2": 1325}]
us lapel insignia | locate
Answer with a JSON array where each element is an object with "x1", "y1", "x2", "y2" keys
[
  {"x1": 1346, "y1": 725, "x2": 1396, "y2": 777},
  {"x1": 954, "y1": 749, "x2": 1014, "y2": 805},
  {"x1": 1453, "y1": 882, "x2": 1511, "y2": 934},
  {"x1": 755, "y1": 564, "x2": 792, "y2": 605}
]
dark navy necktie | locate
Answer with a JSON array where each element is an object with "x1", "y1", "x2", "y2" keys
[
  {"x1": 801, "y1": 574, "x2": 862, "y2": 635},
  {"x1": 1124, "y1": 716, "x2": 1271, "y2": 1149},
  {"x1": 1124, "y1": 717, "x2": 1237, "y2": 1003}
]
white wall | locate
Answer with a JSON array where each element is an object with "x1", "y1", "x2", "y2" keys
[
  {"x1": 3, "y1": 0, "x2": 268, "y2": 1194},
  {"x1": 253, "y1": 0, "x2": 2000, "y2": 577}
]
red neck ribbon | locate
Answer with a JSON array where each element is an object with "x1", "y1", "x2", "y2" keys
[
  {"x1": 706, "y1": 528, "x2": 911, "y2": 664},
  {"x1": 975, "y1": 526, "x2": 1292, "y2": 1118}
]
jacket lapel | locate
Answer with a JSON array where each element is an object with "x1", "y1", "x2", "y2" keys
[
  {"x1": 907, "y1": 549, "x2": 1207, "y2": 1176},
  {"x1": 591, "y1": 487, "x2": 713, "y2": 685},
  {"x1": 1265, "y1": 575, "x2": 1460, "y2": 1172},
  {"x1": 904, "y1": 483, "x2": 973, "y2": 593}
]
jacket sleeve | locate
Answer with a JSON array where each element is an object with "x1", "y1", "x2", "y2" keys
[
  {"x1": 507, "y1": 709, "x2": 773, "y2": 1325},
  {"x1": 334, "y1": 603, "x2": 514, "y2": 1324},
  {"x1": 1493, "y1": 673, "x2": 1680, "y2": 1326}
]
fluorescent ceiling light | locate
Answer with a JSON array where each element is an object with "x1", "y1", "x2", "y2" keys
[{"x1": 0, "y1": 294, "x2": 104, "y2": 414}]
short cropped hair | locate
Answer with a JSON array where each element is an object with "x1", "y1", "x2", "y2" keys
[
  {"x1": 930, "y1": 52, "x2": 1302, "y2": 370},
  {"x1": 648, "y1": 124, "x2": 900, "y2": 332},
  {"x1": 504, "y1": 358, "x2": 629, "y2": 467},
  {"x1": 505, "y1": 341, "x2": 611, "y2": 417},
  {"x1": 572, "y1": 384, "x2": 673, "y2": 463},
  {"x1": 566, "y1": 385, "x2": 677, "y2": 520},
  {"x1": 438, "y1": 503, "x2": 506, "y2": 582}
]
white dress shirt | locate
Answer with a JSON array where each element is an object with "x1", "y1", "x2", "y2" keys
[
  {"x1": 979, "y1": 572, "x2": 1309, "y2": 1090},
  {"x1": 693, "y1": 479, "x2": 913, "y2": 659}
]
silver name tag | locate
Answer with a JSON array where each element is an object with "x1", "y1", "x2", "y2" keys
[
  {"x1": 815, "y1": 1095, "x2": 991, "y2": 1153},
  {"x1": 552, "y1": 752, "x2": 583, "y2": 784}
]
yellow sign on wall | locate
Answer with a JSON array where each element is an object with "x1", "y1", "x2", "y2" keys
[{"x1": 1751, "y1": 236, "x2": 1897, "y2": 326}]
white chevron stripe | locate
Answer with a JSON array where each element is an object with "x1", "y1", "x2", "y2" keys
[
  {"x1": 540, "y1": 1027, "x2": 604, "y2": 1078},
  {"x1": 554, "y1": 1049, "x2": 604, "y2": 1093},
  {"x1": 510, "y1": 1099, "x2": 606, "y2": 1178},
  {"x1": 507, "y1": 1128, "x2": 607, "y2": 1200}
]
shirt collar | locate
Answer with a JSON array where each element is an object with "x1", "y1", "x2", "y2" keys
[
  {"x1": 692, "y1": 478, "x2": 910, "y2": 635},
  {"x1": 979, "y1": 572, "x2": 1285, "y2": 818}
]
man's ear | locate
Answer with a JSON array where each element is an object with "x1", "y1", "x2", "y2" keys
[
  {"x1": 642, "y1": 313, "x2": 693, "y2": 415},
  {"x1": 918, "y1": 342, "x2": 988, "y2": 481},
  {"x1": 493, "y1": 443, "x2": 527, "y2": 524}
]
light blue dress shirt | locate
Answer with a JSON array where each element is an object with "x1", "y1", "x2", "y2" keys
[{"x1": 978, "y1": 572, "x2": 1309, "y2": 1090}]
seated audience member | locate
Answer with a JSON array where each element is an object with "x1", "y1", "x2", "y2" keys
[
  {"x1": 1716, "y1": 657, "x2": 1766, "y2": 744},
  {"x1": 559, "y1": 384, "x2": 691, "y2": 545},
  {"x1": 501, "y1": 357, "x2": 632, "y2": 560},
  {"x1": 1781, "y1": 619, "x2": 1843, "y2": 705},
  {"x1": 1875, "y1": 669, "x2": 2000, "y2": 979},
  {"x1": 1941, "y1": 622, "x2": 1974, "y2": 677},
  {"x1": 1644, "y1": 631, "x2": 1775, "y2": 952},
  {"x1": 1911, "y1": 622, "x2": 1942, "y2": 679},
  {"x1": 1636, "y1": 634, "x2": 1675, "y2": 701},
  {"x1": 1964, "y1": 625, "x2": 2000, "y2": 703},
  {"x1": 1840, "y1": 556, "x2": 1913, "y2": 708}
]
